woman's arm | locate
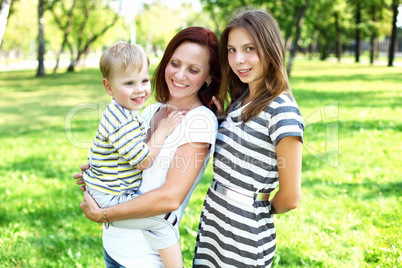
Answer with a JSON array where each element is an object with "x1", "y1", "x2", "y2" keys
[
  {"x1": 73, "y1": 163, "x2": 89, "y2": 191},
  {"x1": 79, "y1": 142, "x2": 210, "y2": 223},
  {"x1": 269, "y1": 136, "x2": 303, "y2": 214}
]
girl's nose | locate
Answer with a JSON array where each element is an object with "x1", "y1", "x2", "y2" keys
[{"x1": 236, "y1": 52, "x2": 246, "y2": 64}]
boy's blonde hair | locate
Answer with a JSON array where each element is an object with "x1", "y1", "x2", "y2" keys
[{"x1": 99, "y1": 41, "x2": 149, "y2": 78}]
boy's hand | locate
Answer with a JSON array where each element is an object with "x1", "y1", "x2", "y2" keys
[{"x1": 158, "y1": 111, "x2": 185, "y2": 137}]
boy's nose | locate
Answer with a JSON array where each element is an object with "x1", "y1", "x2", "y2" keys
[{"x1": 134, "y1": 85, "x2": 144, "y2": 93}]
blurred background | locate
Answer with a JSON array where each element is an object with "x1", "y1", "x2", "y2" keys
[
  {"x1": 0, "y1": 0, "x2": 401, "y2": 74},
  {"x1": 1, "y1": 0, "x2": 401, "y2": 267}
]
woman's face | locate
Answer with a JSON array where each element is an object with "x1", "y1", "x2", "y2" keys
[
  {"x1": 165, "y1": 42, "x2": 212, "y2": 102},
  {"x1": 227, "y1": 27, "x2": 265, "y2": 92}
]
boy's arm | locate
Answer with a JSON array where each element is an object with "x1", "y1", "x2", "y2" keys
[{"x1": 136, "y1": 111, "x2": 183, "y2": 170}]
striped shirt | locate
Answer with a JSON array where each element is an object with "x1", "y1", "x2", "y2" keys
[
  {"x1": 83, "y1": 99, "x2": 150, "y2": 195},
  {"x1": 193, "y1": 92, "x2": 304, "y2": 267}
]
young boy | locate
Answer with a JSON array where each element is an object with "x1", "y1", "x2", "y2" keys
[{"x1": 82, "y1": 42, "x2": 183, "y2": 268}]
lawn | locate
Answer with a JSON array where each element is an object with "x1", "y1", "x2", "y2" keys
[{"x1": 0, "y1": 59, "x2": 401, "y2": 267}]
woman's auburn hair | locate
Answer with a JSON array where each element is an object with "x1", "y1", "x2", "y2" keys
[
  {"x1": 218, "y1": 9, "x2": 293, "y2": 122},
  {"x1": 152, "y1": 27, "x2": 221, "y2": 114}
]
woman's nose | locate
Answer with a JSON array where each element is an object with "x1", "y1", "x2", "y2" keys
[{"x1": 175, "y1": 68, "x2": 186, "y2": 80}]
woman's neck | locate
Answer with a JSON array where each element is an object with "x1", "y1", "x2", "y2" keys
[{"x1": 167, "y1": 95, "x2": 201, "y2": 112}]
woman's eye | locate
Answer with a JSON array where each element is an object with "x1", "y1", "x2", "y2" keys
[
  {"x1": 189, "y1": 69, "x2": 199, "y2": 74},
  {"x1": 171, "y1": 61, "x2": 179, "y2": 67}
]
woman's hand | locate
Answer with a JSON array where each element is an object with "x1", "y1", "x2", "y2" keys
[
  {"x1": 80, "y1": 191, "x2": 104, "y2": 223},
  {"x1": 73, "y1": 163, "x2": 89, "y2": 192}
]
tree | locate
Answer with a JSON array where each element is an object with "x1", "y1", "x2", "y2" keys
[
  {"x1": 0, "y1": 0, "x2": 12, "y2": 47},
  {"x1": 287, "y1": 0, "x2": 310, "y2": 77},
  {"x1": 388, "y1": 0, "x2": 399, "y2": 67},
  {"x1": 36, "y1": 0, "x2": 46, "y2": 77},
  {"x1": 48, "y1": 0, "x2": 77, "y2": 74},
  {"x1": 67, "y1": 0, "x2": 120, "y2": 72},
  {"x1": 354, "y1": 1, "x2": 362, "y2": 63}
]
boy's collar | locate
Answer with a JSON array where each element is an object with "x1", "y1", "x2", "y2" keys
[{"x1": 111, "y1": 98, "x2": 139, "y2": 115}]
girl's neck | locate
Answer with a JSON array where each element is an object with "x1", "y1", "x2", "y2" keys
[{"x1": 242, "y1": 86, "x2": 255, "y2": 106}]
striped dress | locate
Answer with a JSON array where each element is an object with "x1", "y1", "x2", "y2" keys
[
  {"x1": 193, "y1": 91, "x2": 304, "y2": 268},
  {"x1": 83, "y1": 99, "x2": 150, "y2": 197}
]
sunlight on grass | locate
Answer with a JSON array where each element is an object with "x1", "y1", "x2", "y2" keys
[{"x1": 0, "y1": 60, "x2": 401, "y2": 267}]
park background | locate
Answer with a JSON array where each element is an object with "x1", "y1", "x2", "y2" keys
[{"x1": 0, "y1": 0, "x2": 401, "y2": 267}]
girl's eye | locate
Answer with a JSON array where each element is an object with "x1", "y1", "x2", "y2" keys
[
  {"x1": 142, "y1": 79, "x2": 149, "y2": 84},
  {"x1": 126, "y1": 82, "x2": 133, "y2": 86},
  {"x1": 228, "y1": 48, "x2": 235, "y2": 53},
  {"x1": 246, "y1": 47, "x2": 255, "y2": 52}
]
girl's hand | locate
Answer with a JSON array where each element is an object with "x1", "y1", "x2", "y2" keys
[
  {"x1": 80, "y1": 191, "x2": 104, "y2": 223},
  {"x1": 211, "y1": 96, "x2": 224, "y2": 116},
  {"x1": 73, "y1": 163, "x2": 90, "y2": 192}
]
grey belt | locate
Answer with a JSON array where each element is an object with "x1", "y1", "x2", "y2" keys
[{"x1": 211, "y1": 179, "x2": 270, "y2": 206}]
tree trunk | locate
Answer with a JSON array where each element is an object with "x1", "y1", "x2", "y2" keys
[
  {"x1": 287, "y1": 0, "x2": 310, "y2": 77},
  {"x1": 334, "y1": 12, "x2": 342, "y2": 63},
  {"x1": 388, "y1": 0, "x2": 399, "y2": 67},
  {"x1": 50, "y1": 0, "x2": 77, "y2": 74},
  {"x1": 0, "y1": 0, "x2": 12, "y2": 47},
  {"x1": 36, "y1": 0, "x2": 46, "y2": 77},
  {"x1": 370, "y1": 6, "x2": 378, "y2": 65},
  {"x1": 355, "y1": 4, "x2": 361, "y2": 63}
]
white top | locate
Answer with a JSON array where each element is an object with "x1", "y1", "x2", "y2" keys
[{"x1": 103, "y1": 103, "x2": 218, "y2": 267}]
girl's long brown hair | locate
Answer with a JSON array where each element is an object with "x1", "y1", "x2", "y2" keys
[{"x1": 218, "y1": 9, "x2": 293, "y2": 122}]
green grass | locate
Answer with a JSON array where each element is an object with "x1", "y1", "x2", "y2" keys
[{"x1": 0, "y1": 59, "x2": 401, "y2": 267}]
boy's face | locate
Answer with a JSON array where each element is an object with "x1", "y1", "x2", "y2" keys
[{"x1": 103, "y1": 63, "x2": 151, "y2": 111}]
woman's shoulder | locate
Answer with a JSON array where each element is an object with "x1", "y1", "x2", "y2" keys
[
  {"x1": 185, "y1": 106, "x2": 218, "y2": 131},
  {"x1": 188, "y1": 106, "x2": 217, "y2": 120}
]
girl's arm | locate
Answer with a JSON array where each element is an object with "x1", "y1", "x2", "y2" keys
[
  {"x1": 79, "y1": 142, "x2": 210, "y2": 223},
  {"x1": 269, "y1": 136, "x2": 303, "y2": 214}
]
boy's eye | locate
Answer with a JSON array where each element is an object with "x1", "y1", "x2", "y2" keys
[
  {"x1": 142, "y1": 79, "x2": 149, "y2": 84},
  {"x1": 126, "y1": 82, "x2": 133, "y2": 86}
]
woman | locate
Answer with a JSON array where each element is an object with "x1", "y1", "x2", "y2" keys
[
  {"x1": 74, "y1": 27, "x2": 221, "y2": 267},
  {"x1": 193, "y1": 9, "x2": 304, "y2": 267}
]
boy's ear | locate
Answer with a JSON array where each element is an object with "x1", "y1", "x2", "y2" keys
[{"x1": 103, "y1": 78, "x2": 113, "y2": 96}]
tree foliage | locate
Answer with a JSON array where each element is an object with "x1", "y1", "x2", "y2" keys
[{"x1": 0, "y1": 0, "x2": 399, "y2": 74}]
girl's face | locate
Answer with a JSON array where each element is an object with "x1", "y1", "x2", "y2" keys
[
  {"x1": 165, "y1": 42, "x2": 212, "y2": 102},
  {"x1": 227, "y1": 27, "x2": 265, "y2": 92}
]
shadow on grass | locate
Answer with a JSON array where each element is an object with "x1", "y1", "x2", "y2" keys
[
  {"x1": 292, "y1": 71, "x2": 401, "y2": 84},
  {"x1": 2, "y1": 155, "x2": 63, "y2": 179},
  {"x1": 295, "y1": 89, "x2": 401, "y2": 110}
]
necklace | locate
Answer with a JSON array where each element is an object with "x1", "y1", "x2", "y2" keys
[{"x1": 165, "y1": 96, "x2": 199, "y2": 116}]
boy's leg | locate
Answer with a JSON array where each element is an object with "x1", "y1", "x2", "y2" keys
[{"x1": 158, "y1": 242, "x2": 183, "y2": 268}]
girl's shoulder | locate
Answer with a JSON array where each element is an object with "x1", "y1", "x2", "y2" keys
[{"x1": 265, "y1": 94, "x2": 301, "y2": 114}]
